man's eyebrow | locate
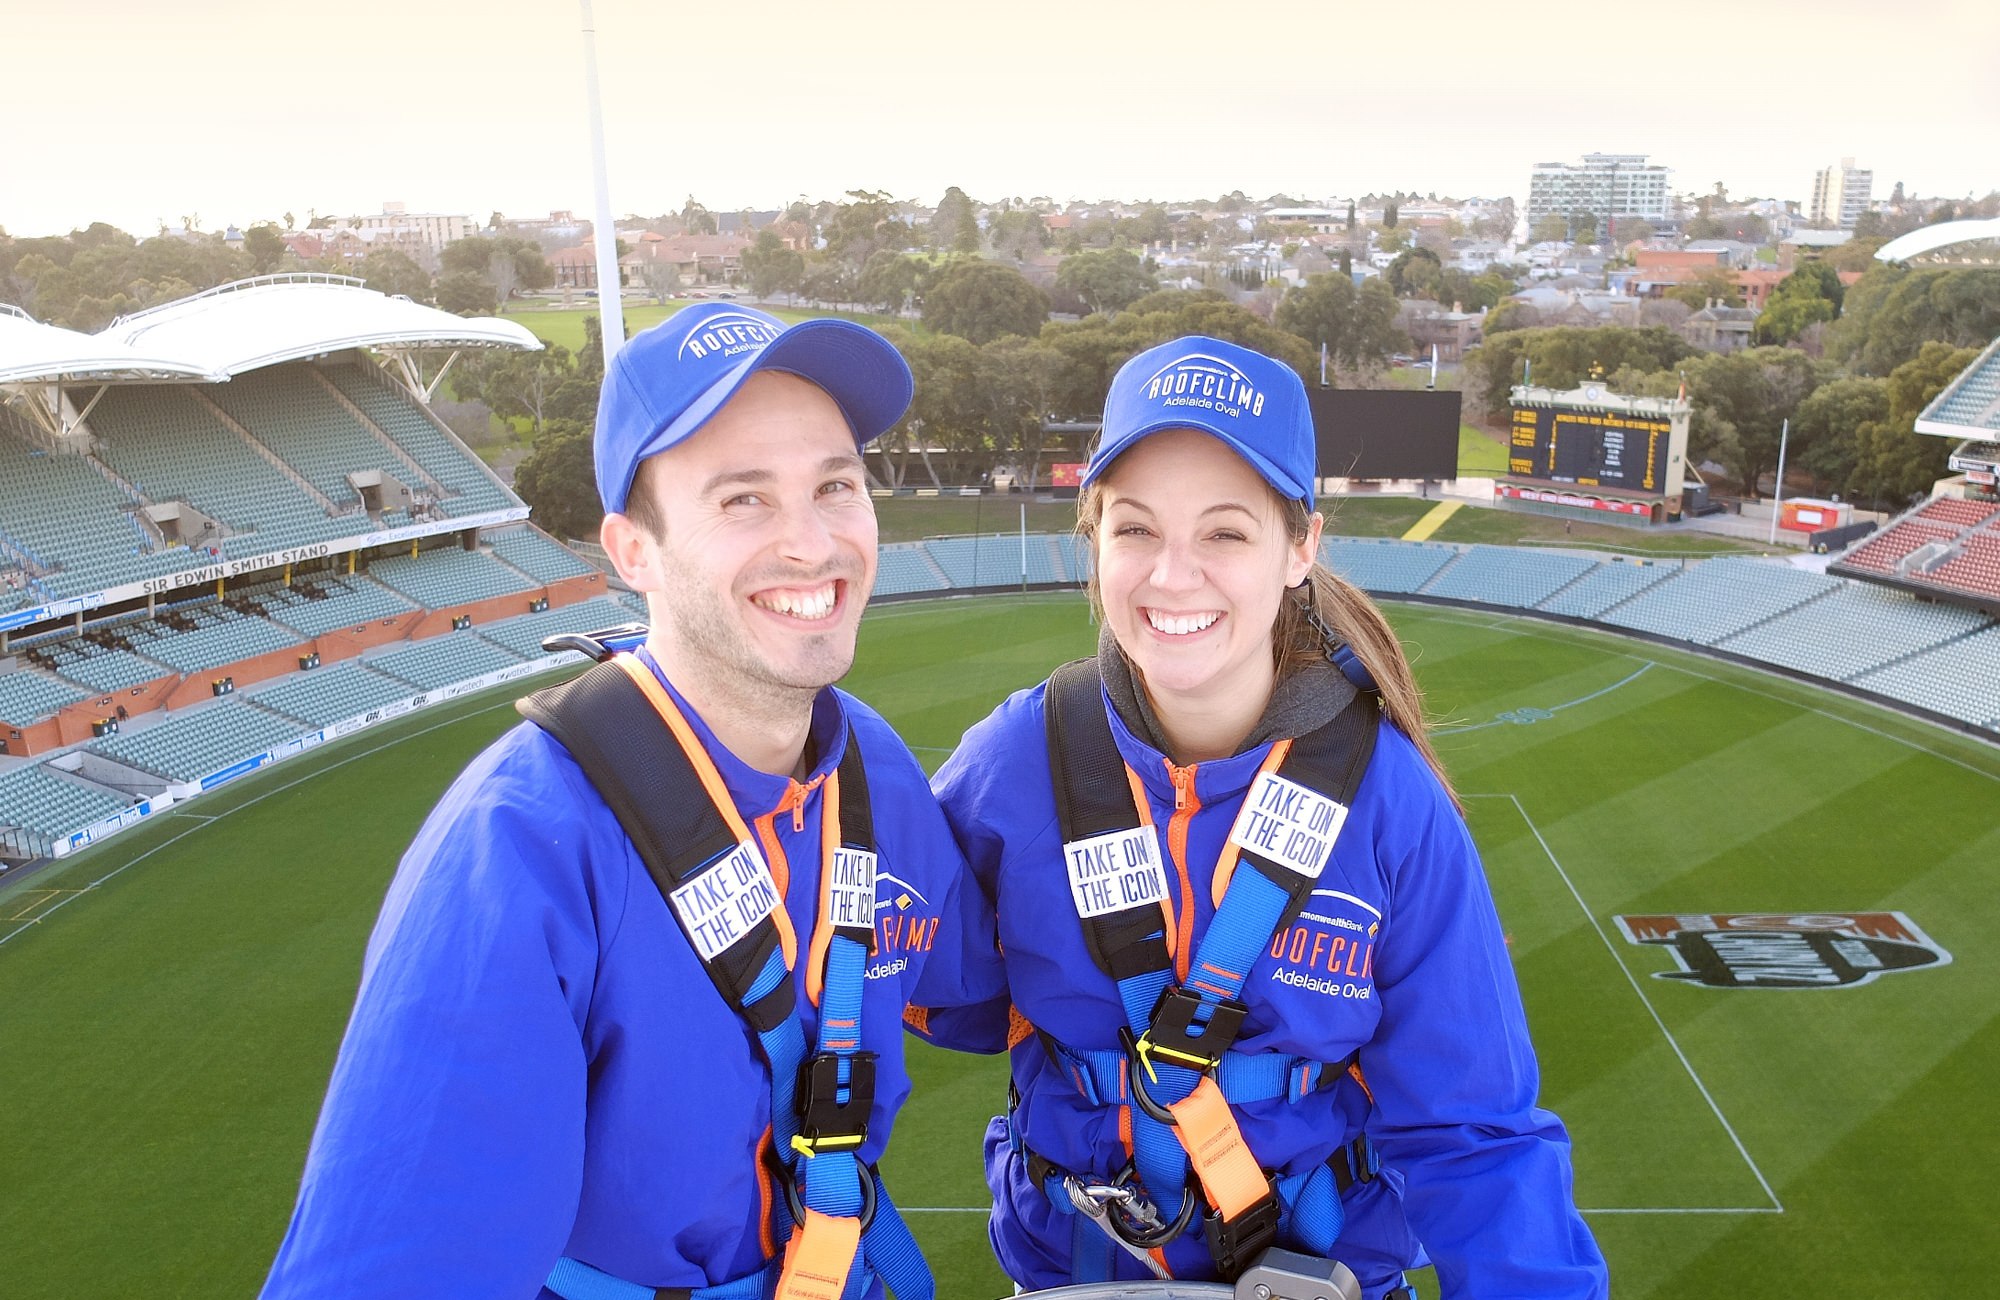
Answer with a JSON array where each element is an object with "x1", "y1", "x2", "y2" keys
[
  {"x1": 699, "y1": 467, "x2": 775, "y2": 496},
  {"x1": 819, "y1": 452, "x2": 865, "y2": 474}
]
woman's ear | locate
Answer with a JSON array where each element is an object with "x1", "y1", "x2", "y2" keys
[{"x1": 1287, "y1": 509, "x2": 1324, "y2": 588}]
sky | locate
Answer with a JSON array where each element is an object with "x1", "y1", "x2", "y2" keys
[{"x1": 3, "y1": 0, "x2": 1996, "y2": 239}]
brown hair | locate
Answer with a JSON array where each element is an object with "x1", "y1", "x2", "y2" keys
[
  {"x1": 1078, "y1": 485, "x2": 1456, "y2": 802},
  {"x1": 621, "y1": 457, "x2": 667, "y2": 539}
]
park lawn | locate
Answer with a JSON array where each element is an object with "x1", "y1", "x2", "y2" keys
[
  {"x1": 1458, "y1": 421, "x2": 1508, "y2": 475},
  {"x1": 1426, "y1": 506, "x2": 1774, "y2": 555}
]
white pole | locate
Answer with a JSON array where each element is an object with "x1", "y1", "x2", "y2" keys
[
  {"x1": 580, "y1": 0, "x2": 626, "y2": 366},
  {"x1": 1019, "y1": 501, "x2": 1028, "y2": 592},
  {"x1": 1768, "y1": 417, "x2": 1789, "y2": 545}
]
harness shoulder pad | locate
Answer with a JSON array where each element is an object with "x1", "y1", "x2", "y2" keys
[
  {"x1": 517, "y1": 661, "x2": 792, "y2": 1027},
  {"x1": 1236, "y1": 692, "x2": 1381, "y2": 933},
  {"x1": 1043, "y1": 658, "x2": 1172, "y2": 983}
]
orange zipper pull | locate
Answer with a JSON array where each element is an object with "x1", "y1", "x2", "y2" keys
[{"x1": 1167, "y1": 759, "x2": 1195, "y2": 811}]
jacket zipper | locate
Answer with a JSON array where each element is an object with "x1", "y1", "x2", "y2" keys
[{"x1": 1163, "y1": 759, "x2": 1199, "y2": 982}]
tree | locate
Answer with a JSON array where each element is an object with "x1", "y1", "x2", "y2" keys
[
  {"x1": 1665, "y1": 267, "x2": 1743, "y2": 311},
  {"x1": 578, "y1": 314, "x2": 607, "y2": 380},
  {"x1": 1374, "y1": 225, "x2": 1413, "y2": 255},
  {"x1": 1464, "y1": 325, "x2": 1695, "y2": 420},
  {"x1": 1683, "y1": 347, "x2": 1825, "y2": 496},
  {"x1": 1384, "y1": 247, "x2": 1443, "y2": 298},
  {"x1": 360, "y1": 248, "x2": 431, "y2": 302},
  {"x1": 680, "y1": 196, "x2": 718, "y2": 236},
  {"x1": 435, "y1": 270, "x2": 498, "y2": 315},
  {"x1": 1530, "y1": 213, "x2": 1569, "y2": 244},
  {"x1": 1612, "y1": 218, "x2": 1656, "y2": 248},
  {"x1": 1828, "y1": 264, "x2": 2000, "y2": 376},
  {"x1": 855, "y1": 250, "x2": 923, "y2": 313},
  {"x1": 979, "y1": 335, "x2": 1067, "y2": 488},
  {"x1": 464, "y1": 343, "x2": 577, "y2": 437},
  {"x1": 1274, "y1": 274, "x2": 1405, "y2": 375},
  {"x1": 1055, "y1": 248, "x2": 1157, "y2": 317},
  {"x1": 933, "y1": 186, "x2": 982, "y2": 254},
  {"x1": 921, "y1": 261, "x2": 1049, "y2": 344},
  {"x1": 823, "y1": 191, "x2": 910, "y2": 270},
  {"x1": 1791, "y1": 375, "x2": 1888, "y2": 496},
  {"x1": 638, "y1": 258, "x2": 682, "y2": 305},
  {"x1": 1345, "y1": 201, "x2": 1356, "y2": 231},
  {"x1": 513, "y1": 421, "x2": 601, "y2": 540},
  {"x1": 1754, "y1": 263, "x2": 1845, "y2": 345},
  {"x1": 243, "y1": 223, "x2": 287, "y2": 275},
  {"x1": 1568, "y1": 210, "x2": 1598, "y2": 243},
  {"x1": 988, "y1": 209, "x2": 1049, "y2": 262},
  {"x1": 741, "y1": 229, "x2": 804, "y2": 301},
  {"x1": 1382, "y1": 202, "x2": 1399, "y2": 229},
  {"x1": 1851, "y1": 342, "x2": 1980, "y2": 505}
]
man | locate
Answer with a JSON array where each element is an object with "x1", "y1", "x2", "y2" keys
[{"x1": 261, "y1": 303, "x2": 1000, "y2": 1300}]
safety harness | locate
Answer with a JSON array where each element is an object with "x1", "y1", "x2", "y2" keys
[
  {"x1": 1022, "y1": 656, "x2": 1382, "y2": 1284},
  {"x1": 519, "y1": 633, "x2": 930, "y2": 1300}
]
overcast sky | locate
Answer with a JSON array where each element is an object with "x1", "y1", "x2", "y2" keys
[{"x1": 4, "y1": 0, "x2": 1994, "y2": 238}]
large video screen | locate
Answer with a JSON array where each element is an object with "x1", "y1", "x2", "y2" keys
[
  {"x1": 1307, "y1": 389, "x2": 1462, "y2": 481},
  {"x1": 1508, "y1": 405, "x2": 1670, "y2": 494}
]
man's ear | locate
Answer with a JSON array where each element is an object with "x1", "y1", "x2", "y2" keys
[{"x1": 598, "y1": 512, "x2": 658, "y2": 591}]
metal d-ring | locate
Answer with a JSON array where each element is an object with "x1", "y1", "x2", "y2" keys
[
  {"x1": 1103, "y1": 1166, "x2": 1198, "y2": 1250},
  {"x1": 775, "y1": 1151, "x2": 879, "y2": 1231}
]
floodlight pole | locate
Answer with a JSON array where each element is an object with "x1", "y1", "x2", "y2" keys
[
  {"x1": 1767, "y1": 417, "x2": 1789, "y2": 546},
  {"x1": 581, "y1": 0, "x2": 626, "y2": 365}
]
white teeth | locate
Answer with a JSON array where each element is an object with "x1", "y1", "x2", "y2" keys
[
  {"x1": 1146, "y1": 609, "x2": 1219, "y2": 636},
  {"x1": 756, "y1": 583, "x2": 837, "y2": 621}
]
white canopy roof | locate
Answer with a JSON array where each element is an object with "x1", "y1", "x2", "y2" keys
[
  {"x1": 1875, "y1": 217, "x2": 2000, "y2": 264},
  {"x1": 102, "y1": 275, "x2": 541, "y2": 378},
  {"x1": 0, "y1": 309, "x2": 220, "y2": 385}
]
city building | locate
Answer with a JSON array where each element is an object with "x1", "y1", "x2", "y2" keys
[
  {"x1": 1526, "y1": 154, "x2": 1672, "y2": 227},
  {"x1": 340, "y1": 203, "x2": 473, "y2": 253},
  {"x1": 1809, "y1": 158, "x2": 1873, "y2": 228}
]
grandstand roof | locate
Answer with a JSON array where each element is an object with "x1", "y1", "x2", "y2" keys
[
  {"x1": 1875, "y1": 217, "x2": 2000, "y2": 265},
  {"x1": 1915, "y1": 335, "x2": 2000, "y2": 438},
  {"x1": 0, "y1": 309, "x2": 220, "y2": 386},
  {"x1": 102, "y1": 274, "x2": 542, "y2": 378}
]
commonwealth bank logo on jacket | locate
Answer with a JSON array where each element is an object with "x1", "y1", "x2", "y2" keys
[
  {"x1": 866, "y1": 871, "x2": 940, "y2": 980},
  {"x1": 1140, "y1": 351, "x2": 1267, "y2": 419},
  {"x1": 1266, "y1": 887, "x2": 1382, "y2": 1002}
]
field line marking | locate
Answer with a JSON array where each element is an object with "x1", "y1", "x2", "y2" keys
[
  {"x1": 1579, "y1": 1206, "x2": 1782, "y2": 1215},
  {"x1": 1407, "y1": 604, "x2": 1999, "y2": 784},
  {"x1": 897, "y1": 1206, "x2": 990, "y2": 1213},
  {"x1": 0, "y1": 698, "x2": 522, "y2": 951},
  {"x1": 1469, "y1": 791, "x2": 1785, "y2": 1214},
  {"x1": 1437, "y1": 663, "x2": 1654, "y2": 735}
]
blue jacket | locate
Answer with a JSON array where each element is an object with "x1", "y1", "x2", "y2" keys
[
  {"x1": 261, "y1": 655, "x2": 1002, "y2": 1300},
  {"x1": 928, "y1": 680, "x2": 1606, "y2": 1299}
]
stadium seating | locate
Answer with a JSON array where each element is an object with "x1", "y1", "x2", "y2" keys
[
  {"x1": 874, "y1": 545, "x2": 949, "y2": 596},
  {"x1": 1533, "y1": 557, "x2": 1673, "y2": 618},
  {"x1": 0, "y1": 667, "x2": 89, "y2": 725},
  {"x1": 1419, "y1": 545, "x2": 1598, "y2": 609},
  {"x1": 922, "y1": 535, "x2": 1059, "y2": 588},
  {"x1": 1926, "y1": 354, "x2": 2000, "y2": 428},
  {"x1": 1320, "y1": 537, "x2": 1457, "y2": 593},
  {"x1": 254, "y1": 576, "x2": 418, "y2": 638},
  {"x1": 128, "y1": 608, "x2": 301, "y2": 676},
  {"x1": 1852, "y1": 627, "x2": 2000, "y2": 728},
  {"x1": 317, "y1": 362, "x2": 517, "y2": 518},
  {"x1": 88, "y1": 386, "x2": 349, "y2": 557},
  {"x1": 89, "y1": 701, "x2": 305, "y2": 782},
  {"x1": 1716, "y1": 584, "x2": 1991, "y2": 681},
  {"x1": 0, "y1": 415, "x2": 183, "y2": 605},
  {"x1": 366, "y1": 546, "x2": 537, "y2": 609},
  {"x1": 0, "y1": 762, "x2": 132, "y2": 849},
  {"x1": 31, "y1": 642, "x2": 171, "y2": 693},
  {"x1": 1597, "y1": 558, "x2": 1841, "y2": 645},
  {"x1": 248, "y1": 661, "x2": 420, "y2": 728},
  {"x1": 202, "y1": 365, "x2": 394, "y2": 511},
  {"x1": 1918, "y1": 529, "x2": 2000, "y2": 600},
  {"x1": 1055, "y1": 534, "x2": 1090, "y2": 584},
  {"x1": 368, "y1": 633, "x2": 525, "y2": 691},
  {"x1": 475, "y1": 596, "x2": 639, "y2": 659},
  {"x1": 486, "y1": 528, "x2": 595, "y2": 584},
  {"x1": 1914, "y1": 497, "x2": 2000, "y2": 529},
  {"x1": 1838, "y1": 518, "x2": 1961, "y2": 575}
]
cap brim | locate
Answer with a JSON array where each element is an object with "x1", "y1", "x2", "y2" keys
[
  {"x1": 1085, "y1": 416, "x2": 1310, "y2": 502},
  {"x1": 623, "y1": 319, "x2": 914, "y2": 494}
]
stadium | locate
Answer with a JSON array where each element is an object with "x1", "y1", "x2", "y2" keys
[{"x1": 2, "y1": 281, "x2": 1999, "y2": 1297}]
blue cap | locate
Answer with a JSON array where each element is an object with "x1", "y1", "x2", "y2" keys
[
  {"x1": 594, "y1": 303, "x2": 914, "y2": 515},
  {"x1": 1085, "y1": 335, "x2": 1316, "y2": 506}
]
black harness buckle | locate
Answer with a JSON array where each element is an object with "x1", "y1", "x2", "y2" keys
[
  {"x1": 1203, "y1": 1179, "x2": 1282, "y2": 1281},
  {"x1": 796, "y1": 1051, "x2": 876, "y2": 1153},
  {"x1": 1133, "y1": 985, "x2": 1247, "y2": 1075}
]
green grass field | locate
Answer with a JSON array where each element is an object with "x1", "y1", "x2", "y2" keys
[{"x1": 4, "y1": 595, "x2": 1995, "y2": 1298}]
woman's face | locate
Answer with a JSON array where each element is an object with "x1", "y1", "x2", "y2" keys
[{"x1": 1094, "y1": 428, "x2": 1318, "y2": 712}]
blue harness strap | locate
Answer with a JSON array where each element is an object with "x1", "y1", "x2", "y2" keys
[
  {"x1": 1037, "y1": 658, "x2": 1380, "y2": 1282},
  {"x1": 521, "y1": 654, "x2": 931, "y2": 1300}
]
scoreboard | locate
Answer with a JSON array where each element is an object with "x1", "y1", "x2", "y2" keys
[{"x1": 1509, "y1": 405, "x2": 1671, "y2": 494}]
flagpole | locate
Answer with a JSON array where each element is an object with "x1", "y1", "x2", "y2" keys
[
  {"x1": 580, "y1": 0, "x2": 625, "y2": 365},
  {"x1": 1768, "y1": 417, "x2": 1789, "y2": 546}
]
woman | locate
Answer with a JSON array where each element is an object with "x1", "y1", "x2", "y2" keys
[{"x1": 927, "y1": 336, "x2": 1607, "y2": 1298}]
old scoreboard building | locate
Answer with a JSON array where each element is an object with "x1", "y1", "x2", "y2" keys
[{"x1": 1500, "y1": 382, "x2": 1692, "y2": 525}]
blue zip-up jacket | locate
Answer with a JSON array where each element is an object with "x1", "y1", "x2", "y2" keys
[
  {"x1": 260, "y1": 656, "x2": 1003, "y2": 1300},
  {"x1": 928, "y1": 680, "x2": 1606, "y2": 1299}
]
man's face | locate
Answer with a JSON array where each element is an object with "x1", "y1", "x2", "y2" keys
[{"x1": 607, "y1": 371, "x2": 877, "y2": 711}]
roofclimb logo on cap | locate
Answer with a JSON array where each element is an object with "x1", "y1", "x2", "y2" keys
[
  {"x1": 678, "y1": 311, "x2": 782, "y2": 361},
  {"x1": 1142, "y1": 352, "x2": 1266, "y2": 420}
]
